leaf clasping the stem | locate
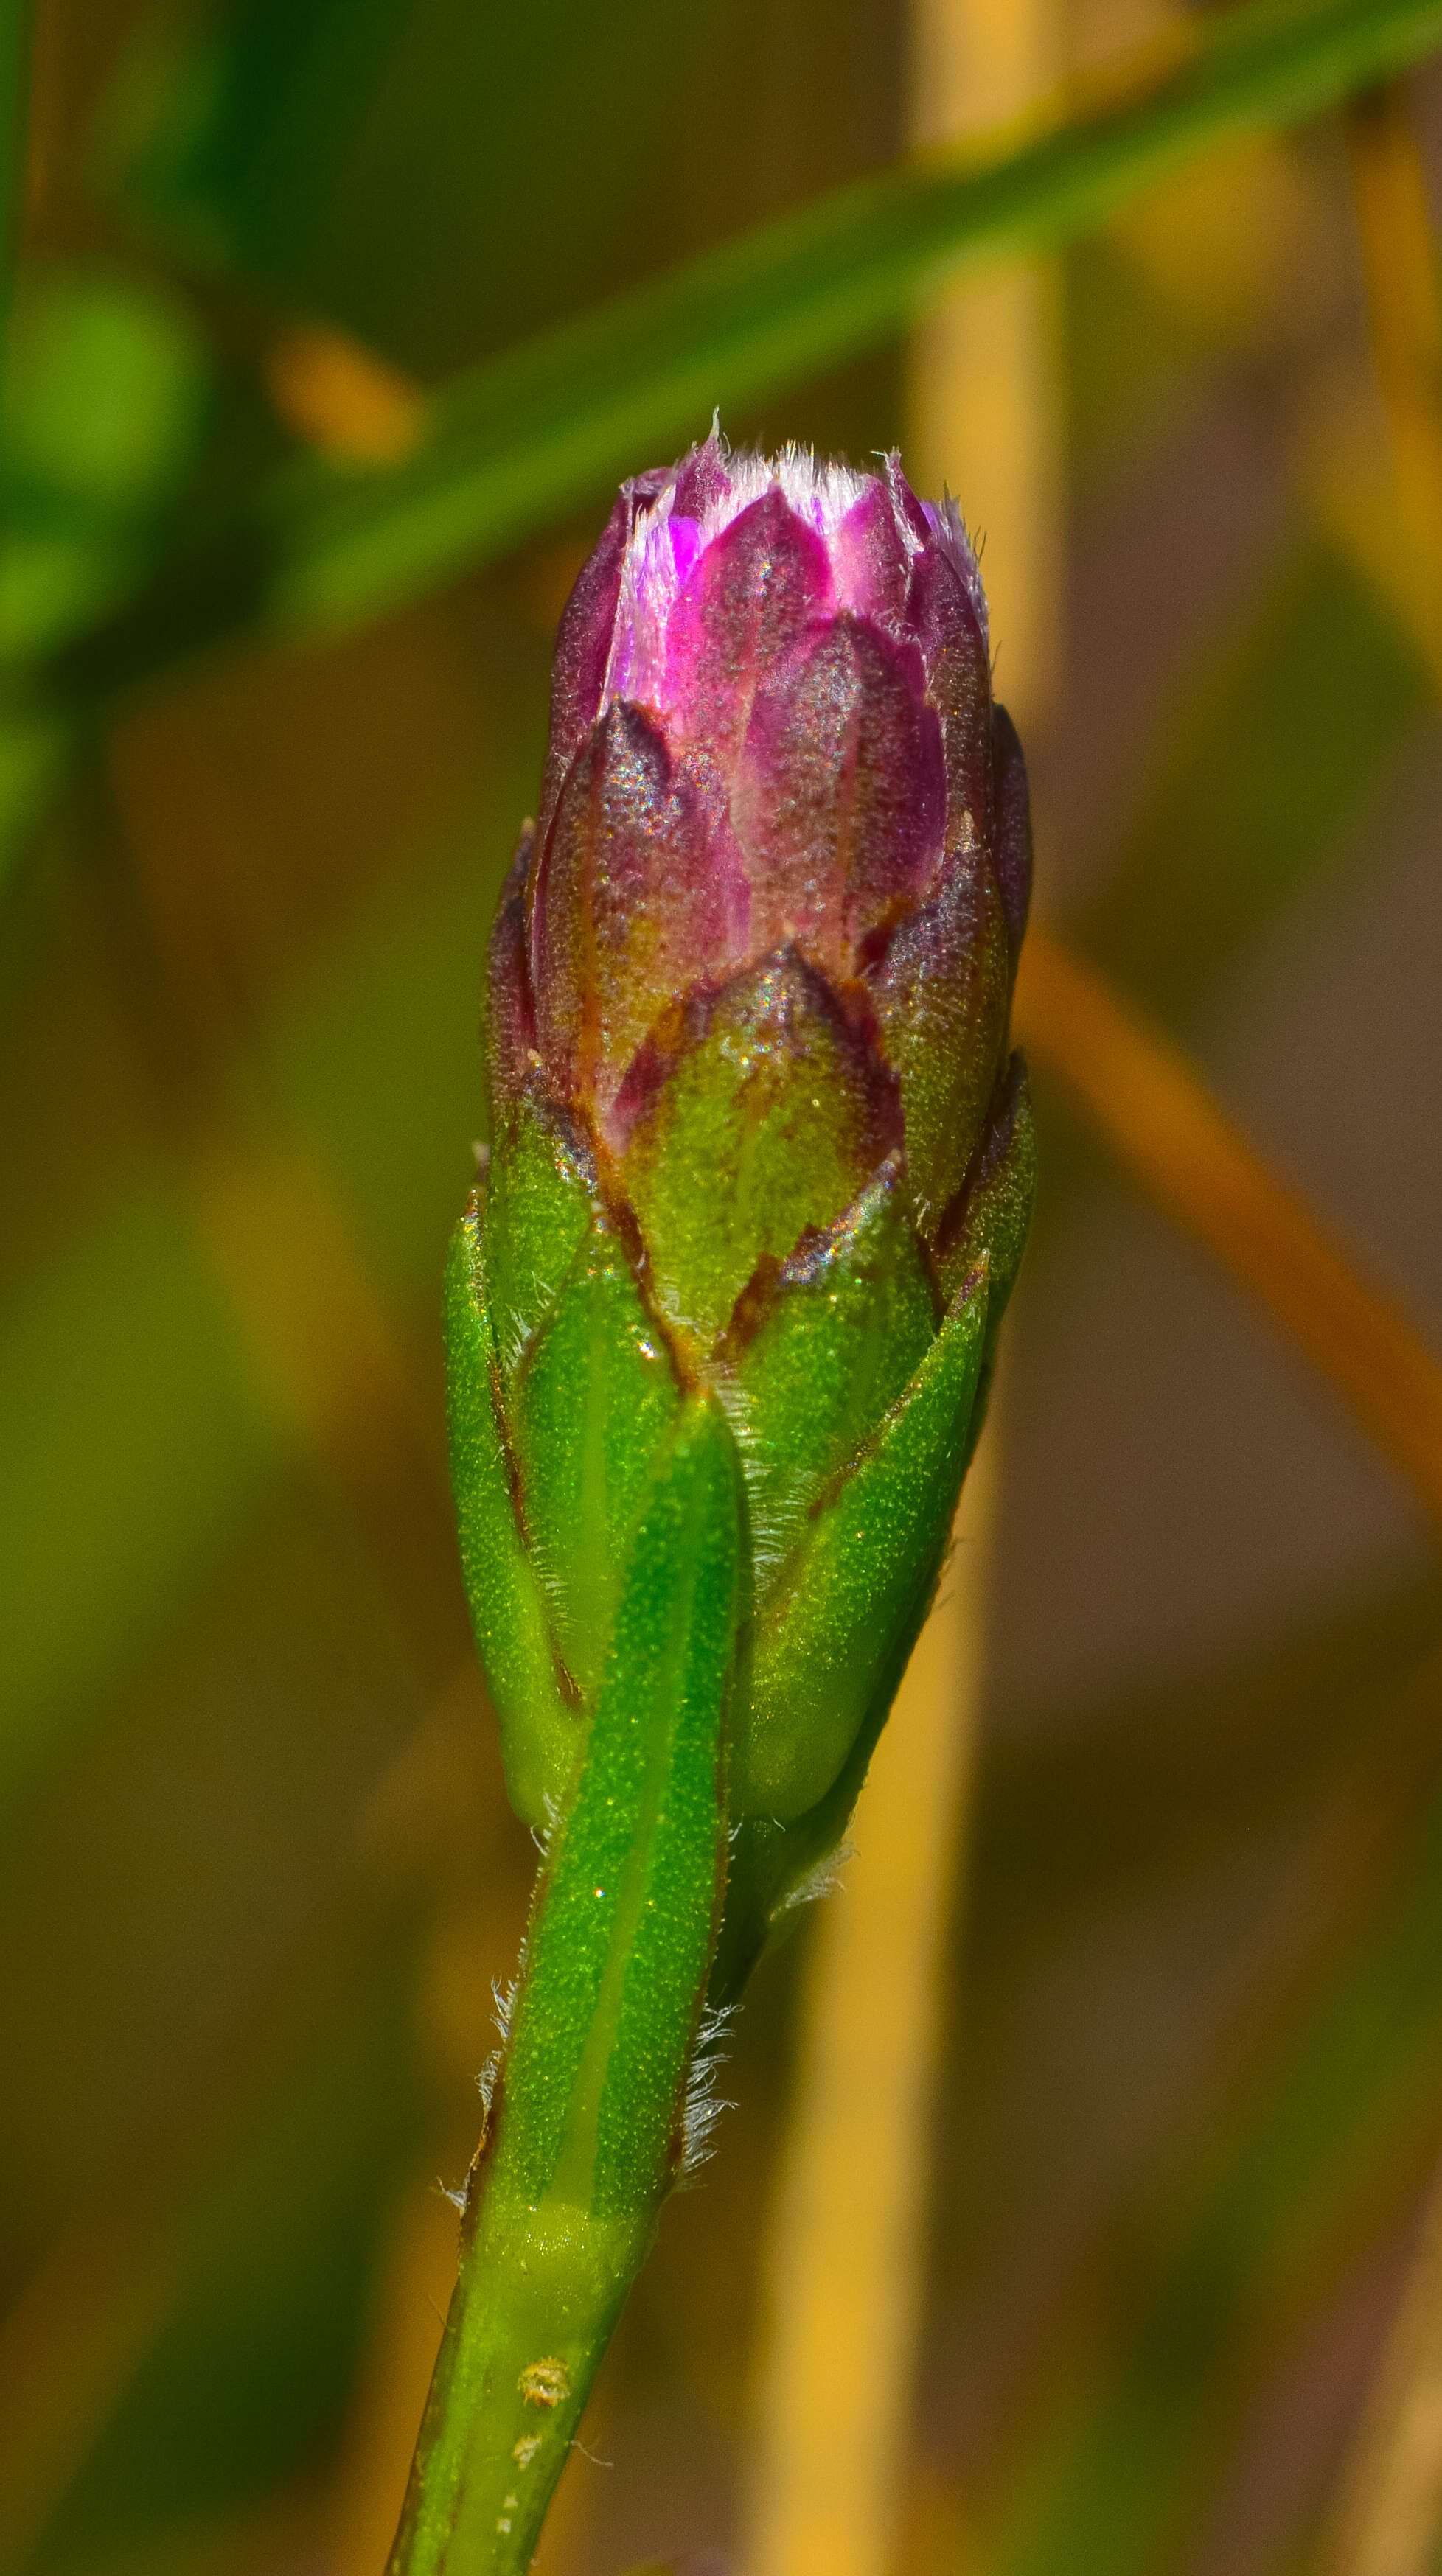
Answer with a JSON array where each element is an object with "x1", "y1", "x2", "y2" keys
[{"x1": 389, "y1": 1300, "x2": 741, "y2": 2576}]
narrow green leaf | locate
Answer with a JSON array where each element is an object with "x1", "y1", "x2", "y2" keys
[
  {"x1": 261, "y1": 0, "x2": 1442, "y2": 637},
  {"x1": 736, "y1": 1259, "x2": 988, "y2": 1821},
  {"x1": 46, "y1": 0, "x2": 1442, "y2": 698},
  {"x1": 516, "y1": 1212, "x2": 683, "y2": 1706},
  {"x1": 391, "y1": 1397, "x2": 739, "y2": 2576},
  {"x1": 442, "y1": 1201, "x2": 582, "y2": 1826},
  {"x1": 498, "y1": 1392, "x2": 739, "y2": 2211}
]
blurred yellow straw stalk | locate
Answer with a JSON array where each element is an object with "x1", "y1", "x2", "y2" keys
[{"x1": 744, "y1": 1, "x2": 1061, "y2": 2572}]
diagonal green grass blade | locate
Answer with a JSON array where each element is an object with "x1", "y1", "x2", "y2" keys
[{"x1": 46, "y1": 0, "x2": 1442, "y2": 697}]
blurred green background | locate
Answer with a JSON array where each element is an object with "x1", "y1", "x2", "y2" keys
[{"x1": 3, "y1": 1, "x2": 1442, "y2": 2572}]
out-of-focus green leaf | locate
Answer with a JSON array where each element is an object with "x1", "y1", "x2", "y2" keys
[
  {"x1": 985, "y1": 1672, "x2": 1442, "y2": 2576},
  {"x1": 46, "y1": 0, "x2": 1442, "y2": 698},
  {"x1": 0, "y1": 268, "x2": 213, "y2": 898},
  {"x1": 1, "y1": 268, "x2": 213, "y2": 661},
  {"x1": 0, "y1": 708, "x2": 67, "y2": 897},
  {"x1": 927, "y1": 1581, "x2": 1442, "y2": 2517},
  {"x1": 112, "y1": 0, "x2": 406, "y2": 286},
  {"x1": 1077, "y1": 542, "x2": 1432, "y2": 1023},
  {"x1": 257, "y1": 809, "x2": 529, "y2": 1297},
  {"x1": 22, "y1": 1938, "x2": 422, "y2": 2575},
  {"x1": 1065, "y1": 234, "x2": 1219, "y2": 499},
  {"x1": 0, "y1": 750, "x2": 532, "y2": 1804},
  {"x1": 0, "y1": 0, "x2": 29, "y2": 394},
  {"x1": 3, "y1": 272, "x2": 210, "y2": 527},
  {"x1": 111, "y1": 0, "x2": 711, "y2": 380},
  {"x1": 972, "y1": 1576, "x2": 1442, "y2": 1960},
  {"x1": 0, "y1": 1187, "x2": 279, "y2": 1807}
]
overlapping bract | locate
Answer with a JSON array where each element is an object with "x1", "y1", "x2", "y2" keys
[{"x1": 448, "y1": 433, "x2": 1035, "y2": 1969}]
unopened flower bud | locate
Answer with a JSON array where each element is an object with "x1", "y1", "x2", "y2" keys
[{"x1": 447, "y1": 432, "x2": 1035, "y2": 1975}]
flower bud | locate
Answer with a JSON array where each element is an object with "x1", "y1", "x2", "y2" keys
[{"x1": 447, "y1": 433, "x2": 1034, "y2": 1971}]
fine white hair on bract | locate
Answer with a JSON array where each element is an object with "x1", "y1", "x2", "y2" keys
[
  {"x1": 678, "y1": 2001, "x2": 739, "y2": 2180},
  {"x1": 693, "y1": 434, "x2": 989, "y2": 646},
  {"x1": 697, "y1": 439, "x2": 871, "y2": 543},
  {"x1": 926, "y1": 483, "x2": 990, "y2": 646},
  {"x1": 599, "y1": 431, "x2": 988, "y2": 721}
]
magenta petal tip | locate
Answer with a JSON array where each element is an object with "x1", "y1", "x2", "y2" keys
[{"x1": 516, "y1": 428, "x2": 1030, "y2": 1248}]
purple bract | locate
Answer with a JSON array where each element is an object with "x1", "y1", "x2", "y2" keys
[{"x1": 494, "y1": 430, "x2": 1032, "y2": 1271}]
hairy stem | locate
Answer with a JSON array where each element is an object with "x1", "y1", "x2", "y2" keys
[
  {"x1": 387, "y1": 2165, "x2": 651, "y2": 2572},
  {"x1": 388, "y1": 1398, "x2": 739, "y2": 2575}
]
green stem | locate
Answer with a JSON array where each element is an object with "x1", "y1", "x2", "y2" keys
[
  {"x1": 389, "y1": 2168, "x2": 651, "y2": 2569},
  {"x1": 389, "y1": 1398, "x2": 740, "y2": 2575}
]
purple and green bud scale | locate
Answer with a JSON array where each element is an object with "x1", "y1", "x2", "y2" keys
[
  {"x1": 458, "y1": 433, "x2": 1033, "y2": 1930},
  {"x1": 393, "y1": 439, "x2": 1034, "y2": 2576}
]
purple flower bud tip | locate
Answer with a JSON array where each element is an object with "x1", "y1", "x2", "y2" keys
[{"x1": 504, "y1": 427, "x2": 1031, "y2": 1288}]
